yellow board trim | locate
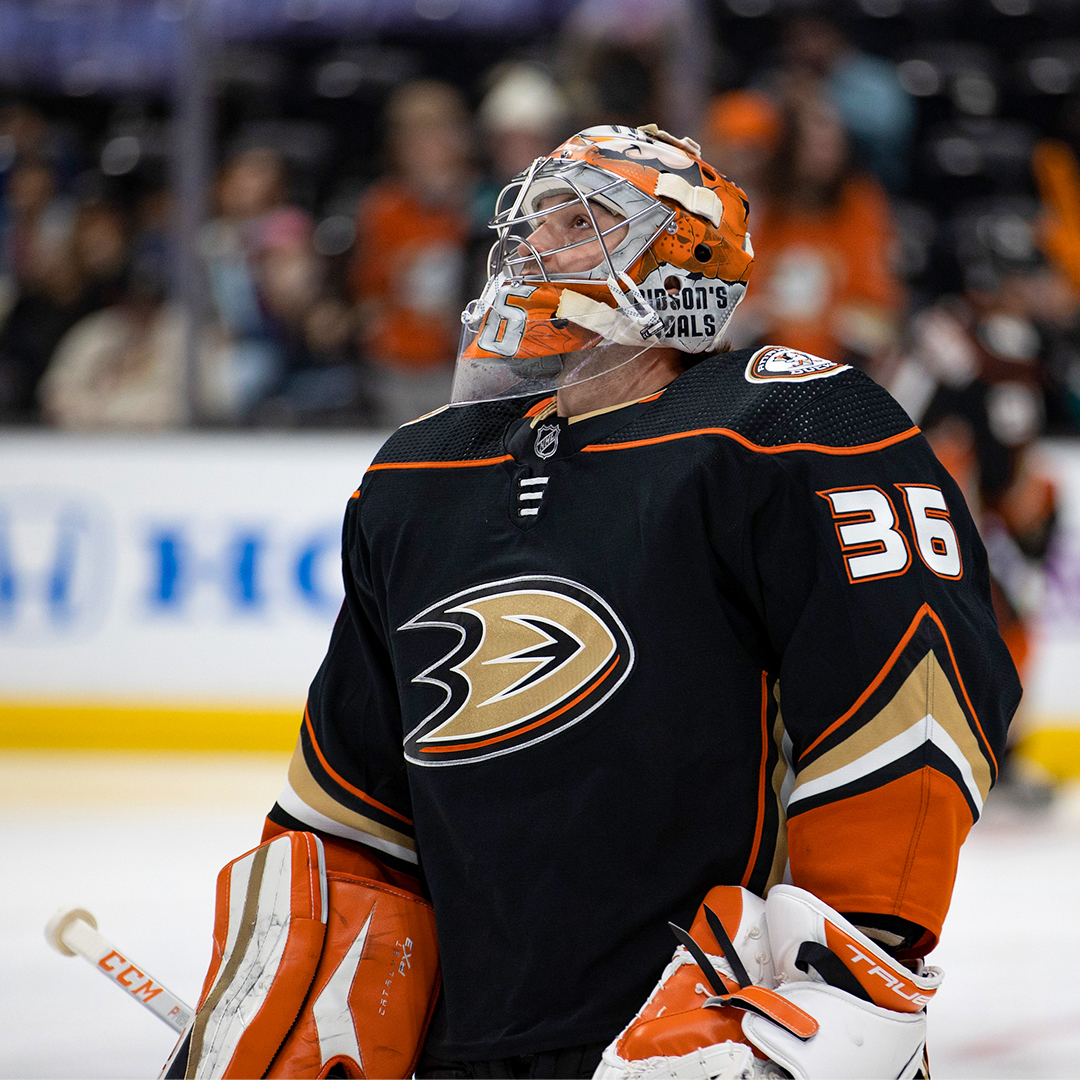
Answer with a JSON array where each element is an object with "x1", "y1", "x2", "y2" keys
[
  {"x1": 1015, "y1": 726, "x2": 1080, "y2": 781},
  {"x1": 0, "y1": 700, "x2": 302, "y2": 751}
]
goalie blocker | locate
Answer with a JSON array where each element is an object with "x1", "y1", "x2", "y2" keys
[
  {"x1": 596, "y1": 885, "x2": 942, "y2": 1080},
  {"x1": 162, "y1": 829, "x2": 440, "y2": 1080}
]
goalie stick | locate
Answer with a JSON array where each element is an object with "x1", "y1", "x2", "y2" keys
[{"x1": 45, "y1": 906, "x2": 193, "y2": 1034}]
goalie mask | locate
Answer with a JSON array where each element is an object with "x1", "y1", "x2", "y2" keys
[{"x1": 453, "y1": 124, "x2": 754, "y2": 405}]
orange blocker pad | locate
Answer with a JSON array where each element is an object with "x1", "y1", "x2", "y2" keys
[
  {"x1": 265, "y1": 852, "x2": 440, "y2": 1079},
  {"x1": 179, "y1": 831, "x2": 329, "y2": 1079},
  {"x1": 172, "y1": 830, "x2": 440, "y2": 1080}
]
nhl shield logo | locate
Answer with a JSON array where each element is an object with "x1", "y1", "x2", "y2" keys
[
  {"x1": 399, "y1": 575, "x2": 635, "y2": 766},
  {"x1": 745, "y1": 347, "x2": 849, "y2": 384},
  {"x1": 534, "y1": 424, "x2": 560, "y2": 459}
]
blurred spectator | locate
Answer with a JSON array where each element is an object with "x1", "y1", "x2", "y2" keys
[
  {"x1": 699, "y1": 89, "x2": 781, "y2": 208},
  {"x1": 1034, "y1": 137, "x2": 1080, "y2": 298},
  {"x1": 557, "y1": 0, "x2": 714, "y2": 136},
  {"x1": 248, "y1": 207, "x2": 365, "y2": 426},
  {"x1": 0, "y1": 156, "x2": 73, "y2": 289},
  {"x1": 728, "y1": 92, "x2": 904, "y2": 370},
  {"x1": 477, "y1": 63, "x2": 571, "y2": 186},
  {"x1": 471, "y1": 63, "x2": 571, "y2": 296},
  {"x1": 261, "y1": 294, "x2": 363, "y2": 427},
  {"x1": 0, "y1": 104, "x2": 50, "y2": 162},
  {"x1": 0, "y1": 185, "x2": 122, "y2": 421},
  {"x1": 201, "y1": 146, "x2": 312, "y2": 421},
  {"x1": 71, "y1": 201, "x2": 128, "y2": 309},
  {"x1": 887, "y1": 201, "x2": 1068, "y2": 735},
  {"x1": 350, "y1": 80, "x2": 473, "y2": 428},
  {"x1": 39, "y1": 241, "x2": 229, "y2": 430},
  {"x1": 764, "y1": 15, "x2": 916, "y2": 194}
]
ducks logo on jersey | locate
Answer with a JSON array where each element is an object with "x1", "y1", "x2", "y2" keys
[{"x1": 399, "y1": 575, "x2": 635, "y2": 766}]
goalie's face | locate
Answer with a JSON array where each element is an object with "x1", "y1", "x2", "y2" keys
[{"x1": 518, "y1": 195, "x2": 629, "y2": 276}]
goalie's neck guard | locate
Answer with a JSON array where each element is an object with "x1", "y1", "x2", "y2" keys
[{"x1": 452, "y1": 124, "x2": 755, "y2": 405}]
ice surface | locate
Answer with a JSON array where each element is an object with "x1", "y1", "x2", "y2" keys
[{"x1": 2, "y1": 752, "x2": 1079, "y2": 1079}]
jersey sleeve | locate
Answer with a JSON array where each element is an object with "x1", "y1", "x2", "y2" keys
[
  {"x1": 738, "y1": 421, "x2": 1018, "y2": 949},
  {"x1": 267, "y1": 492, "x2": 418, "y2": 876}
]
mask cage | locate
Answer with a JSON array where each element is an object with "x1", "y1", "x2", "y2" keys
[{"x1": 485, "y1": 158, "x2": 675, "y2": 288}]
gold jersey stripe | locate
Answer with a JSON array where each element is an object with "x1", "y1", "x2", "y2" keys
[
  {"x1": 795, "y1": 650, "x2": 992, "y2": 806},
  {"x1": 764, "y1": 694, "x2": 791, "y2": 895},
  {"x1": 288, "y1": 738, "x2": 416, "y2": 855}
]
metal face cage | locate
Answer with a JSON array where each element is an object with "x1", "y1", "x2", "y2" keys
[{"x1": 485, "y1": 156, "x2": 675, "y2": 288}]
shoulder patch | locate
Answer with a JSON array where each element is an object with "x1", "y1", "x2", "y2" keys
[{"x1": 745, "y1": 347, "x2": 849, "y2": 384}]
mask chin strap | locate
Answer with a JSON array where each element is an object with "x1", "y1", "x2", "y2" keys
[
  {"x1": 606, "y1": 272, "x2": 665, "y2": 342},
  {"x1": 554, "y1": 282, "x2": 663, "y2": 349}
]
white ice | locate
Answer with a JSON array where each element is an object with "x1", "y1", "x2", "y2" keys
[{"x1": 1, "y1": 751, "x2": 1079, "y2": 1079}]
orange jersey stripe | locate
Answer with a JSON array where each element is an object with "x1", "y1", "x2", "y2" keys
[
  {"x1": 741, "y1": 672, "x2": 771, "y2": 888},
  {"x1": 524, "y1": 396, "x2": 556, "y2": 418},
  {"x1": 303, "y1": 704, "x2": 414, "y2": 825},
  {"x1": 788, "y1": 767, "x2": 974, "y2": 946},
  {"x1": 366, "y1": 454, "x2": 513, "y2": 473},
  {"x1": 581, "y1": 426, "x2": 921, "y2": 457},
  {"x1": 801, "y1": 605, "x2": 930, "y2": 760}
]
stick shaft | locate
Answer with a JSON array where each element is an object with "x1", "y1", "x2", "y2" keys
[{"x1": 55, "y1": 914, "x2": 193, "y2": 1033}]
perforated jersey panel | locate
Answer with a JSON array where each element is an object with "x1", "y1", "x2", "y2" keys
[
  {"x1": 370, "y1": 351, "x2": 915, "y2": 464},
  {"x1": 371, "y1": 400, "x2": 525, "y2": 465},
  {"x1": 589, "y1": 351, "x2": 915, "y2": 448},
  {"x1": 772, "y1": 377, "x2": 916, "y2": 447}
]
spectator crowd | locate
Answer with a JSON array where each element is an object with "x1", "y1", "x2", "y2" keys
[
  {"x1": 0, "y1": 9, "x2": 1077, "y2": 471},
  {"x1": 2, "y1": 5, "x2": 1078, "y2": 758}
]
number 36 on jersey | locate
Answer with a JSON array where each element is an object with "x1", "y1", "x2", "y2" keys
[{"x1": 818, "y1": 484, "x2": 963, "y2": 584}]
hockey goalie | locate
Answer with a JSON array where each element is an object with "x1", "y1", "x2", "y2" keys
[{"x1": 166, "y1": 124, "x2": 1018, "y2": 1079}]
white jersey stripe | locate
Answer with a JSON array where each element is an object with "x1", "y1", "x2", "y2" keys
[
  {"x1": 788, "y1": 714, "x2": 984, "y2": 815},
  {"x1": 277, "y1": 779, "x2": 419, "y2": 865}
]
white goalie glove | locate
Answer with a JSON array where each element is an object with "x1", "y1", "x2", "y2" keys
[{"x1": 595, "y1": 885, "x2": 942, "y2": 1080}]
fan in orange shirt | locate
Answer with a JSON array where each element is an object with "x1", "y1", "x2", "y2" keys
[
  {"x1": 351, "y1": 80, "x2": 473, "y2": 427},
  {"x1": 737, "y1": 91, "x2": 904, "y2": 371}
]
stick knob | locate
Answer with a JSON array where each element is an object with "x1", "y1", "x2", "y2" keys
[{"x1": 45, "y1": 907, "x2": 98, "y2": 957}]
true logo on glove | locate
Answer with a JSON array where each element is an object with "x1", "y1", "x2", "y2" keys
[
  {"x1": 399, "y1": 575, "x2": 635, "y2": 766},
  {"x1": 843, "y1": 944, "x2": 933, "y2": 1008}
]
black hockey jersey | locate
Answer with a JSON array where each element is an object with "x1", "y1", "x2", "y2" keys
[{"x1": 268, "y1": 347, "x2": 1019, "y2": 1059}]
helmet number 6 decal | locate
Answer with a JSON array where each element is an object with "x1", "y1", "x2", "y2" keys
[
  {"x1": 476, "y1": 284, "x2": 537, "y2": 357},
  {"x1": 819, "y1": 484, "x2": 963, "y2": 583}
]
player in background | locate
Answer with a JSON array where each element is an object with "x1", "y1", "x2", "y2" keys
[{"x1": 166, "y1": 126, "x2": 1019, "y2": 1080}]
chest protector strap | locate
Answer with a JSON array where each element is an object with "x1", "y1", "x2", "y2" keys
[{"x1": 162, "y1": 831, "x2": 440, "y2": 1080}]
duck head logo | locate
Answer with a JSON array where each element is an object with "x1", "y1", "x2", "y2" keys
[
  {"x1": 745, "y1": 347, "x2": 848, "y2": 383},
  {"x1": 399, "y1": 575, "x2": 635, "y2": 766}
]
